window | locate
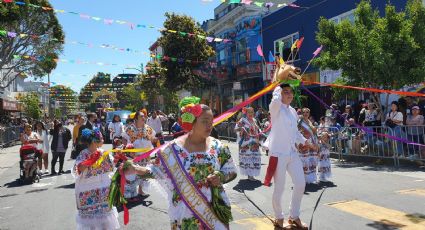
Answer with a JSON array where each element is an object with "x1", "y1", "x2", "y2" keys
[
  {"x1": 236, "y1": 39, "x2": 247, "y2": 64},
  {"x1": 330, "y1": 9, "x2": 355, "y2": 24},
  {"x1": 273, "y1": 32, "x2": 300, "y2": 62},
  {"x1": 218, "y1": 49, "x2": 226, "y2": 66}
]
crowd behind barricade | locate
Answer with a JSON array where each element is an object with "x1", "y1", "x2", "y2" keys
[{"x1": 216, "y1": 97, "x2": 425, "y2": 163}]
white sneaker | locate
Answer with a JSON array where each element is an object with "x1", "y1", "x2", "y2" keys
[{"x1": 45, "y1": 169, "x2": 49, "y2": 174}]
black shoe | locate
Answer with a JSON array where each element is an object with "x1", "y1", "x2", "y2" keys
[
  {"x1": 58, "y1": 170, "x2": 64, "y2": 175},
  {"x1": 51, "y1": 171, "x2": 57, "y2": 175}
]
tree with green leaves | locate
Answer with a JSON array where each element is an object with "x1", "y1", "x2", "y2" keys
[
  {"x1": 0, "y1": 0, "x2": 65, "y2": 89},
  {"x1": 159, "y1": 12, "x2": 215, "y2": 91},
  {"x1": 122, "y1": 62, "x2": 179, "y2": 112},
  {"x1": 315, "y1": 0, "x2": 425, "y2": 111},
  {"x1": 18, "y1": 92, "x2": 42, "y2": 120}
]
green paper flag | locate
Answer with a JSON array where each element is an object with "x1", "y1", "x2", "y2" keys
[
  {"x1": 197, "y1": 35, "x2": 206, "y2": 39},
  {"x1": 254, "y1": 2, "x2": 263, "y2": 7},
  {"x1": 179, "y1": 32, "x2": 187, "y2": 36},
  {"x1": 171, "y1": 57, "x2": 177, "y2": 62},
  {"x1": 229, "y1": 0, "x2": 241, "y2": 3},
  {"x1": 0, "y1": 30, "x2": 7, "y2": 36}
]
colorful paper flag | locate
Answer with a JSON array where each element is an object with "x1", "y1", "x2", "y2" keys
[
  {"x1": 297, "y1": 37, "x2": 304, "y2": 49},
  {"x1": 241, "y1": 0, "x2": 253, "y2": 4},
  {"x1": 268, "y1": 51, "x2": 275, "y2": 62},
  {"x1": 291, "y1": 39, "x2": 298, "y2": 51},
  {"x1": 256, "y1": 44, "x2": 264, "y2": 57},
  {"x1": 313, "y1": 45, "x2": 323, "y2": 57},
  {"x1": 279, "y1": 56, "x2": 285, "y2": 65}
]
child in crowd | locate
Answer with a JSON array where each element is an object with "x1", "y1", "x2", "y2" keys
[
  {"x1": 73, "y1": 128, "x2": 119, "y2": 230},
  {"x1": 298, "y1": 126, "x2": 319, "y2": 184},
  {"x1": 318, "y1": 132, "x2": 332, "y2": 182}
]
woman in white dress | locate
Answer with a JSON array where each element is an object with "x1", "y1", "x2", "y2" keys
[{"x1": 34, "y1": 121, "x2": 50, "y2": 174}]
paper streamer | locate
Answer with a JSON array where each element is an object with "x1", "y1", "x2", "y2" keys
[
  {"x1": 0, "y1": 0, "x2": 230, "y2": 43},
  {"x1": 302, "y1": 81, "x2": 425, "y2": 97}
]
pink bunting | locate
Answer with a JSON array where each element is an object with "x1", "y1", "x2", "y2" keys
[
  {"x1": 104, "y1": 19, "x2": 113, "y2": 25},
  {"x1": 313, "y1": 45, "x2": 323, "y2": 57},
  {"x1": 80, "y1": 14, "x2": 90, "y2": 19},
  {"x1": 288, "y1": 3, "x2": 301, "y2": 8},
  {"x1": 241, "y1": 0, "x2": 253, "y2": 4},
  {"x1": 7, "y1": 32, "x2": 17, "y2": 38},
  {"x1": 256, "y1": 44, "x2": 264, "y2": 57}
]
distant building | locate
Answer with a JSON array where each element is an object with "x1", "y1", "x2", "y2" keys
[
  {"x1": 262, "y1": 0, "x2": 408, "y2": 116},
  {"x1": 112, "y1": 74, "x2": 137, "y2": 109},
  {"x1": 201, "y1": 1, "x2": 286, "y2": 111}
]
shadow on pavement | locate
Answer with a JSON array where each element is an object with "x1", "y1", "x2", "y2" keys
[
  {"x1": 304, "y1": 181, "x2": 337, "y2": 195},
  {"x1": 0, "y1": 193, "x2": 18, "y2": 198},
  {"x1": 117, "y1": 195, "x2": 153, "y2": 212},
  {"x1": 55, "y1": 183, "x2": 75, "y2": 189},
  {"x1": 232, "y1": 179, "x2": 262, "y2": 193},
  {"x1": 4, "y1": 179, "x2": 23, "y2": 188},
  {"x1": 25, "y1": 188, "x2": 48, "y2": 194},
  {"x1": 366, "y1": 220, "x2": 404, "y2": 230}
]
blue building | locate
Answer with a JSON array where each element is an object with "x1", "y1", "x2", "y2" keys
[
  {"x1": 262, "y1": 0, "x2": 408, "y2": 116},
  {"x1": 202, "y1": 3, "x2": 274, "y2": 111}
]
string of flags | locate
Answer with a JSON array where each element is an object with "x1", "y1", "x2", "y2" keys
[
  {"x1": 202, "y1": 0, "x2": 302, "y2": 9},
  {"x1": 2, "y1": 29, "x2": 222, "y2": 66},
  {"x1": 0, "y1": 0, "x2": 230, "y2": 43}
]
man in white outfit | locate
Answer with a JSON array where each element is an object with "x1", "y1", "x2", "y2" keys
[{"x1": 264, "y1": 83, "x2": 309, "y2": 229}]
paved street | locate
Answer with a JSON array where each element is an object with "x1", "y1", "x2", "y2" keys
[{"x1": 1, "y1": 137, "x2": 425, "y2": 230}]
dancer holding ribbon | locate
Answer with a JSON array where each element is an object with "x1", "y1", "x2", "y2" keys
[
  {"x1": 263, "y1": 83, "x2": 309, "y2": 229},
  {"x1": 235, "y1": 107, "x2": 262, "y2": 181},
  {"x1": 72, "y1": 128, "x2": 120, "y2": 230},
  {"x1": 125, "y1": 96, "x2": 237, "y2": 230}
]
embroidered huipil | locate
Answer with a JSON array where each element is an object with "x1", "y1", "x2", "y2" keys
[
  {"x1": 148, "y1": 138, "x2": 237, "y2": 230},
  {"x1": 235, "y1": 117, "x2": 262, "y2": 176},
  {"x1": 264, "y1": 86, "x2": 306, "y2": 156},
  {"x1": 73, "y1": 148, "x2": 119, "y2": 230}
]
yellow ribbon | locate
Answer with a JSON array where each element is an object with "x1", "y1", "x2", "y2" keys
[{"x1": 93, "y1": 147, "x2": 153, "y2": 168}]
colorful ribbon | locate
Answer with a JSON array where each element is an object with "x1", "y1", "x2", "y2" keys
[{"x1": 303, "y1": 80, "x2": 425, "y2": 97}]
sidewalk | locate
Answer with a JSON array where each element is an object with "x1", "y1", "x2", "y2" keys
[{"x1": 0, "y1": 144, "x2": 21, "y2": 176}]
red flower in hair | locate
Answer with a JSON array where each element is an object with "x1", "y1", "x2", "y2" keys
[
  {"x1": 191, "y1": 104, "x2": 202, "y2": 117},
  {"x1": 181, "y1": 122, "x2": 193, "y2": 131}
]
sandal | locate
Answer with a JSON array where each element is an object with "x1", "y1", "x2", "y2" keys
[
  {"x1": 273, "y1": 219, "x2": 293, "y2": 229},
  {"x1": 288, "y1": 218, "x2": 308, "y2": 230}
]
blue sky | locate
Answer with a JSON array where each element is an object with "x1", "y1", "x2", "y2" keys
[{"x1": 41, "y1": 0, "x2": 221, "y2": 92}]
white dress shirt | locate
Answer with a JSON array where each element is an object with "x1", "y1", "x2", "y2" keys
[
  {"x1": 264, "y1": 86, "x2": 306, "y2": 156},
  {"x1": 146, "y1": 116, "x2": 167, "y2": 134},
  {"x1": 108, "y1": 122, "x2": 123, "y2": 138}
]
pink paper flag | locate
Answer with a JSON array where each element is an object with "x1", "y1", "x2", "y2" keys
[
  {"x1": 104, "y1": 19, "x2": 113, "y2": 25},
  {"x1": 80, "y1": 14, "x2": 90, "y2": 19},
  {"x1": 313, "y1": 45, "x2": 323, "y2": 57},
  {"x1": 256, "y1": 44, "x2": 264, "y2": 57},
  {"x1": 241, "y1": 0, "x2": 253, "y2": 4},
  {"x1": 288, "y1": 3, "x2": 301, "y2": 8}
]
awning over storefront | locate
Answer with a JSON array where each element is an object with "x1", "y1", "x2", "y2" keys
[{"x1": 1, "y1": 99, "x2": 20, "y2": 111}]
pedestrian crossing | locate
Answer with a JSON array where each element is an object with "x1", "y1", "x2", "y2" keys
[{"x1": 230, "y1": 188, "x2": 425, "y2": 229}]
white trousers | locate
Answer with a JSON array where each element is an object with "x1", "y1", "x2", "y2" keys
[{"x1": 272, "y1": 151, "x2": 306, "y2": 219}]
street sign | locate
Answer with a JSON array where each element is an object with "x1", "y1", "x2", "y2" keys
[{"x1": 233, "y1": 82, "x2": 241, "y2": 90}]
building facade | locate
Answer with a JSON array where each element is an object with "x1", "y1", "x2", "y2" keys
[
  {"x1": 202, "y1": 2, "x2": 284, "y2": 111},
  {"x1": 262, "y1": 0, "x2": 408, "y2": 116}
]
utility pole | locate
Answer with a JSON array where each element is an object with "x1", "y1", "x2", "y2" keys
[{"x1": 47, "y1": 73, "x2": 51, "y2": 118}]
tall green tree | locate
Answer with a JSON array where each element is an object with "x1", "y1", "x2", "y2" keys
[
  {"x1": 0, "y1": 0, "x2": 65, "y2": 89},
  {"x1": 79, "y1": 72, "x2": 111, "y2": 111},
  {"x1": 315, "y1": 0, "x2": 425, "y2": 110},
  {"x1": 122, "y1": 62, "x2": 178, "y2": 112},
  {"x1": 18, "y1": 92, "x2": 42, "y2": 120},
  {"x1": 159, "y1": 12, "x2": 215, "y2": 91}
]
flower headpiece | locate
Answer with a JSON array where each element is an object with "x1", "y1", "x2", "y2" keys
[
  {"x1": 179, "y1": 96, "x2": 202, "y2": 131},
  {"x1": 81, "y1": 128, "x2": 103, "y2": 143}
]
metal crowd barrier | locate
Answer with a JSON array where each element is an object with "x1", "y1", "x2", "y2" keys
[
  {"x1": 0, "y1": 126, "x2": 21, "y2": 148},
  {"x1": 216, "y1": 122, "x2": 425, "y2": 167},
  {"x1": 324, "y1": 125, "x2": 425, "y2": 167},
  {"x1": 215, "y1": 121, "x2": 237, "y2": 141}
]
